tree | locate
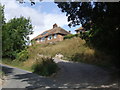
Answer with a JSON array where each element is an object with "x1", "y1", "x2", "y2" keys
[
  {"x1": 0, "y1": 3, "x2": 5, "y2": 59},
  {"x1": 55, "y1": 2, "x2": 120, "y2": 68},
  {"x1": 2, "y1": 17, "x2": 33, "y2": 59},
  {"x1": 0, "y1": 3, "x2": 5, "y2": 27}
]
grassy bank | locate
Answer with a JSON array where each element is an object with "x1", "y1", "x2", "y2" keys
[
  {"x1": 0, "y1": 71, "x2": 4, "y2": 77},
  {"x1": 25, "y1": 37, "x2": 113, "y2": 68},
  {"x1": 0, "y1": 70, "x2": 5, "y2": 86},
  {"x1": 2, "y1": 37, "x2": 113, "y2": 76},
  {"x1": 2, "y1": 57, "x2": 59, "y2": 76},
  {"x1": 2, "y1": 58, "x2": 32, "y2": 72}
]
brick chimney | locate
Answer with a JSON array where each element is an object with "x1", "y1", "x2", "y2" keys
[
  {"x1": 53, "y1": 23, "x2": 58, "y2": 28},
  {"x1": 69, "y1": 31, "x2": 71, "y2": 33}
]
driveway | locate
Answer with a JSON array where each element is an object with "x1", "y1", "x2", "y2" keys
[{"x1": 1, "y1": 58, "x2": 119, "y2": 89}]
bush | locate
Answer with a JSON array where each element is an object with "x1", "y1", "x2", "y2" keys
[
  {"x1": 26, "y1": 37, "x2": 113, "y2": 69},
  {"x1": 64, "y1": 34, "x2": 79, "y2": 39},
  {"x1": 70, "y1": 53, "x2": 83, "y2": 62},
  {"x1": 16, "y1": 50, "x2": 29, "y2": 61},
  {"x1": 32, "y1": 57, "x2": 59, "y2": 76}
]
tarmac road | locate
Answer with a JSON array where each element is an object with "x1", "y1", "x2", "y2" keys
[{"x1": 1, "y1": 58, "x2": 119, "y2": 89}]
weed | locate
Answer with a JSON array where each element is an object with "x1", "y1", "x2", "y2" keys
[{"x1": 32, "y1": 57, "x2": 58, "y2": 76}]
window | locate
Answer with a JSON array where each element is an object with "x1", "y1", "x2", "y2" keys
[
  {"x1": 54, "y1": 34, "x2": 57, "y2": 39},
  {"x1": 48, "y1": 35, "x2": 52, "y2": 40},
  {"x1": 39, "y1": 38, "x2": 41, "y2": 42},
  {"x1": 36, "y1": 39, "x2": 39, "y2": 42},
  {"x1": 41, "y1": 37, "x2": 45, "y2": 42}
]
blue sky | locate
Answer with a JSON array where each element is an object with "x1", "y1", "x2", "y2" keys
[{"x1": 1, "y1": 0, "x2": 81, "y2": 39}]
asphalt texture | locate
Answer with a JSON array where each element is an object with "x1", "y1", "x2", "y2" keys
[{"x1": 1, "y1": 58, "x2": 119, "y2": 89}]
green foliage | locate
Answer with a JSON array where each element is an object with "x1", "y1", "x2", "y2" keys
[
  {"x1": 55, "y1": 2, "x2": 120, "y2": 69},
  {"x1": 0, "y1": 4, "x2": 5, "y2": 26},
  {"x1": 2, "y1": 16, "x2": 33, "y2": 59},
  {"x1": 64, "y1": 34, "x2": 79, "y2": 39},
  {"x1": 0, "y1": 71, "x2": 5, "y2": 79},
  {"x1": 70, "y1": 53, "x2": 83, "y2": 62},
  {"x1": 0, "y1": 4, "x2": 5, "y2": 59},
  {"x1": 16, "y1": 50, "x2": 29, "y2": 61},
  {"x1": 0, "y1": 70, "x2": 4, "y2": 75},
  {"x1": 32, "y1": 57, "x2": 58, "y2": 76},
  {"x1": 2, "y1": 58, "x2": 31, "y2": 71}
]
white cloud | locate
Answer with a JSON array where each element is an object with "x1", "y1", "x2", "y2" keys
[
  {"x1": 43, "y1": 13, "x2": 68, "y2": 29},
  {"x1": 1, "y1": 0, "x2": 68, "y2": 40}
]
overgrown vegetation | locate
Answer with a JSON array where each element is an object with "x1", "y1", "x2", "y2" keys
[
  {"x1": 2, "y1": 57, "x2": 59, "y2": 76},
  {"x1": 2, "y1": 16, "x2": 33, "y2": 59},
  {"x1": 2, "y1": 58, "x2": 31, "y2": 71},
  {"x1": 32, "y1": 57, "x2": 59, "y2": 76},
  {"x1": 26, "y1": 37, "x2": 113, "y2": 68},
  {"x1": 0, "y1": 71, "x2": 4, "y2": 77},
  {"x1": 55, "y1": 2, "x2": 120, "y2": 70},
  {"x1": 1, "y1": 1, "x2": 119, "y2": 77},
  {"x1": 1, "y1": 5, "x2": 58, "y2": 77},
  {"x1": 64, "y1": 34, "x2": 79, "y2": 39},
  {"x1": 16, "y1": 49, "x2": 29, "y2": 61}
]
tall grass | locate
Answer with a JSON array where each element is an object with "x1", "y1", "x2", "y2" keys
[
  {"x1": 26, "y1": 37, "x2": 112, "y2": 68},
  {"x1": 2, "y1": 58, "x2": 31, "y2": 71},
  {"x1": 2, "y1": 37, "x2": 113, "y2": 76}
]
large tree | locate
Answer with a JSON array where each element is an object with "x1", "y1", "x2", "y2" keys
[
  {"x1": 55, "y1": 2, "x2": 120, "y2": 67},
  {"x1": 2, "y1": 17, "x2": 33, "y2": 59}
]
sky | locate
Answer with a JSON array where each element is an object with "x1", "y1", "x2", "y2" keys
[{"x1": 1, "y1": 0, "x2": 81, "y2": 40}]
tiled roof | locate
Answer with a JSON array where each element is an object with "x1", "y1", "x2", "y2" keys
[{"x1": 32, "y1": 26, "x2": 70, "y2": 40}]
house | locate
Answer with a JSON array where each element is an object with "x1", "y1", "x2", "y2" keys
[
  {"x1": 32, "y1": 24, "x2": 70, "y2": 44},
  {"x1": 75, "y1": 27, "x2": 85, "y2": 34}
]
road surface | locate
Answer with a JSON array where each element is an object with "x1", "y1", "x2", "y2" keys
[{"x1": 1, "y1": 58, "x2": 119, "y2": 89}]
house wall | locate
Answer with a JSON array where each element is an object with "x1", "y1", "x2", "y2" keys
[
  {"x1": 57, "y1": 34, "x2": 64, "y2": 41},
  {"x1": 35, "y1": 34, "x2": 65, "y2": 44}
]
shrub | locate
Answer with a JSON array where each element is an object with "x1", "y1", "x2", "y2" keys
[
  {"x1": 26, "y1": 37, "x2": 113, "y2": 68},
  {"x1": 16, "y1": 50, "x2": 29, "y2": 61},
  {"x1": 32, "y1": 57, "x2": 59, "y2": 76},
  {"x1": 64, "y1": 34, "x2": 79, "y2": 39},
  {"x1": 70, "y1": 53, "x2": 83, "y2": 62}
]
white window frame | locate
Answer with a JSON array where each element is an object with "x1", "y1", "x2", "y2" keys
[
  {"x1": 48, "y1": 35, "x2": 52, "y2": 40},
  {"x1": 54, "y1": 34, "x2": 57, "y2": 39}
]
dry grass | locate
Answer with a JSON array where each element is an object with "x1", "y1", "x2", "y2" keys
[{"x1": 24, "y1": 37, "x2": 112, "y2": 67}]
